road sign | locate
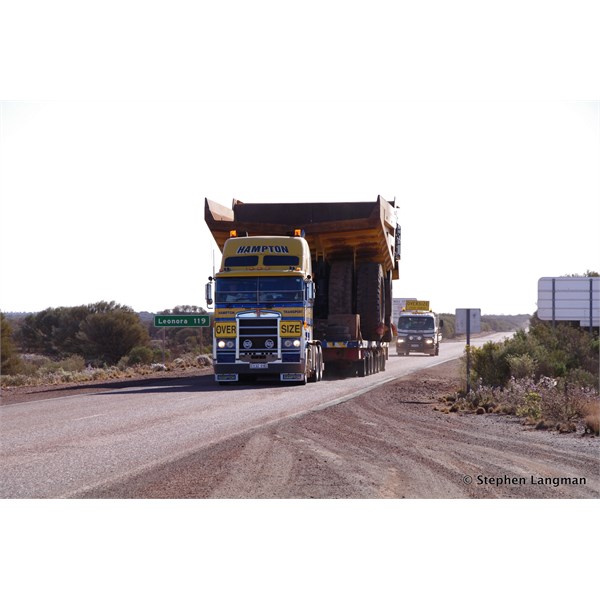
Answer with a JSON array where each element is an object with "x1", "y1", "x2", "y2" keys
[
  {"x1": 537, "y1": 277, "x2": 599, "y2": 328},
  {"x1": 455, "y1": 309, "x2": 481, "y2": 334},
  {"x1": 154, "y1": 315, "x2": 210, "y2": 327}
]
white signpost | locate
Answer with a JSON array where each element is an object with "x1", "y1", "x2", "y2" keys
[
  {"x1": 455, "y1": 309, "x2": 481, "y2": 335},
  {"x1": 455, "y1": 308, "x2": 481, "y2": 394},
  {"x1": 537, "y1": 277, "x2": 599, "y2": 331},
  {"x1": 391, "y1": 297, "x2": 417, "y2": 328}
]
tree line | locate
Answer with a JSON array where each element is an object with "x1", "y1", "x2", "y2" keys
[{"x1": 1, "y1": 302, "x2": 211, "y2": 375}]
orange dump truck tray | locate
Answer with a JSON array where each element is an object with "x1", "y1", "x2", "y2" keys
[{"x1": 205, "y1": 195, "x2": 399, "y2": 277}]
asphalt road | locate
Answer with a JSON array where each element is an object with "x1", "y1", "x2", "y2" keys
[{"x1": 0, "y1": 334, "x2": 510, "y2": 498}]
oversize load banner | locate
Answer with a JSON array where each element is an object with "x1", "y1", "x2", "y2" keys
[
  {"x1": 405, "y1": 300, "x2": 430, "y2": 311},
  {"x1": 154, "y1": 315, "x2": 210, "y2": 327}
]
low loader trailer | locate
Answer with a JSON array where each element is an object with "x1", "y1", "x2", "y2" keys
[{"x1": 204, "y1": 196, "x2": 401, "y2": 384}]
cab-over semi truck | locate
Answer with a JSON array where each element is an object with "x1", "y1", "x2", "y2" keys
[{"x1": 204, "y1": 196, "x2": 400, "y2": 384}]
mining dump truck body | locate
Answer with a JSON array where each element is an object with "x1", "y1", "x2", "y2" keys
[{"x1": 205, "y1": 196, "x2": 400, "y2": 382}]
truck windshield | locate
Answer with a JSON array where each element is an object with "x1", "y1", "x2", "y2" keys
[
  {"x1": 398, "y1": 316, "x2": 434, "y2": 331},
  {"x1": 216, "y1": 277, "x2": 304, "y2": 303}
]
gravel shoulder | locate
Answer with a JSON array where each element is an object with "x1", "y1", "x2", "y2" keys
[{"x1": 73, "y1": 359, "x2": 599, "y2": 499}]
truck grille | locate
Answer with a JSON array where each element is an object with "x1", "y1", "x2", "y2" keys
[{"x1": 238, "y1": 318, "x2": 278, "y2": 354}]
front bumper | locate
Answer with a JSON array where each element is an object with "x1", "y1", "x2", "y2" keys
[{"x1": 396, "y1": 338, "x2": 435, "y2": 353}]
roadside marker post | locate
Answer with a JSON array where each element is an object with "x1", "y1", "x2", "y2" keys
[{"x1": 455, "y1": 309, "x2": 481, "y2": 394}]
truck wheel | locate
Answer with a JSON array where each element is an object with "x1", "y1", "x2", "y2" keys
[
  {"x1": 317, "y1": 345, "x2": 324, "y2": 381},
  {"x1": 382, "y1": 271, "x2": 393, "y2": 342},
  {"x1": 328, "y1": 261, "x2": 354, "y2": 314},
  {"x1": 356, "y1": 262, "x2": 384, "y2": 341},
  {"x1": 357, "y1": 357, "x2": 366, "y2": 377},
  {"x1": 308, "y1": 346, "x2": 317, "y2": 383}
]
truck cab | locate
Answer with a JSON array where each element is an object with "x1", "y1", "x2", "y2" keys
[
  {"x1": 206, "y1": 233, "x2": 322, "y2": 384},
  {"x1": 396, "y1": 310, "x2": 443, "y2": 356}
]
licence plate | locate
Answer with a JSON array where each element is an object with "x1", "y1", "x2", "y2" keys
[{"x1": 250, "y1": 363, "x2": 268, "y2": 369}]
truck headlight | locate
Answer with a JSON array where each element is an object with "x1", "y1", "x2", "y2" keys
[
  {"x1": 217, "y1": 340, "x2": 234, "y2": 349},
  {"x1": 283, "y1": 339, "x2": 301, "y2": 348}
]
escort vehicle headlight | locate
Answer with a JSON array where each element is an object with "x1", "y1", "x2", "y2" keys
[
  {"x1": 397, "y1": 337, "x2": 405, "y2": 343},
  {"x1": 425, "y1": 338, "x2": 433, "y2": 345}
]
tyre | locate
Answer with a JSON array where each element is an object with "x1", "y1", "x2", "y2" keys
[
  {"x1": 382, "y1": 271, "x2": 393, "y2": 342},
  {"x1": 307, "y1": 345, "x2": 317, "y2": 383},
  {"x1": 356, "y1": 262, "x2": 384, "y2": 341},
  {"x1": 357, "y1": 357, "x2": 366, "y2": 377},
  {"x1": 315, "y1": 345, "x2": 323, "y2": 381},
  {"x1": 328, "y1": 261, "x2": 354, "y2": 314}
]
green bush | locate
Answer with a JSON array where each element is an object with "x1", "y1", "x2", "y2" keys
[
  {"x1": 516, "y1": 391, "x2": 543, "y2": 420},
  {"x1": 468, "y1": 316, "x2": 598, "y2": 391},
  {"x1": 469, "y1": 341, "x2": 511, "y2": 388},
  {"x1": 1, "y1": 313, "x2": 22, "y2": 375},
  {"x1": 507, "y1": 354, "x2": 538, "y2": 379},
  {"x1": 126, "y1": 346, "x2": 154, "y2": 366},
  {"x1": 40, "y1": 355, "x2": 86, "y2": 374}
]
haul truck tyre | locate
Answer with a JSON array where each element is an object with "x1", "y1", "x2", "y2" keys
[
  {"x1": 382, "y1": 272, "x2": 393, "y2": 342},
  {"x1": 356, "y1": 262, "x2": 385, "y2": 341},
  {"x1": 328, "y1": 261, "x2": 354, "y2": 314}
]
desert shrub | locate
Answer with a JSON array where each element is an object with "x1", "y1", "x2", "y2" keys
[
  {"x1": 126, "y1": 346, "x2": 154, "y2": 366},
  {"x1": 469, "y1": 341, "x2": 511, "y2": 388},
  {"x1": 516, "y1": 391, "x2": 542, "y2": 420},
  {"x1": 1, "y1": 313, "x2": 22, "y2": 375},
  {"x1": 40, "y1": 355, "x2": 86, "y2": 374},
  {"x1": 468, "y1": 316, "x2": 598, "y2": 391},
  {"x1": 507, "y1": 354, "x2": 538, "y2": 379},
  {"x1": 582, "y1": 401, "x2": 600, "y2": 435},
  {"x1": 466, "y1": 374, "x2": 598, "y2": 432}
]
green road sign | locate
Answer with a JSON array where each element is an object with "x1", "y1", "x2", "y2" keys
[{"x1": 154, "y1": 315, "x2": 210, "y2": 327}]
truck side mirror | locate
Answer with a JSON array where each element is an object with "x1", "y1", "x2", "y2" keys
[
  {"x1": 205, "y1": 280, "x2": 214, "y2": 306},
  {"x1": 306, "y1": 281, "x2": 316, "y2": 301},
  {"x1": 439, "y1": 319, "x2": 444, "y2": 328}
]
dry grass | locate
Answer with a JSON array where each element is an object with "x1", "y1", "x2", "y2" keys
[
  {"x1": 444, "y1": 376, "x2": 599, "y2": 435},
  {"x1": 582, "y1": 401, "x2": 600, "y2": 435}
]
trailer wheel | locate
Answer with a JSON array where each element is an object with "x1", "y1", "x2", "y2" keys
[
  {"x1": 357, "y1": 357, "x2": 366, "y2": 377},
  {"x1": 328, "y1": 261, "x2": 354, "y2": 314},
  {"x1": 356, "y1": 262, "x2": 385, "y2": 341}
]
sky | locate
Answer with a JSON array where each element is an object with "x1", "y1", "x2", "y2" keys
[
  {"x1": 1, "y1": 100, "x2": 598, "y2": 316},
  {"x1": 1, "y1": 2, "x2": 599, "y2": 320}
]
